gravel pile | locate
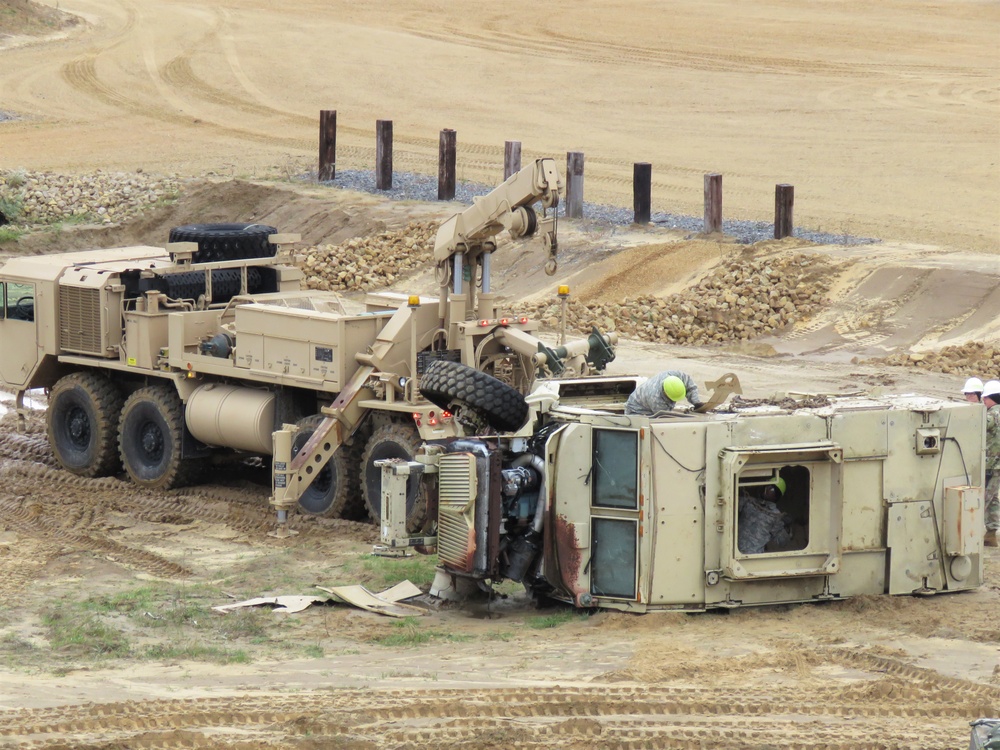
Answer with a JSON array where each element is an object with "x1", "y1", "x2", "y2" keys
[
  {"x1": 0, "y1": 169, "x2": 180, "y2": 225},
  {"x1": 521, "y1": 251, "x2": 839, "y2": 345},
  {"x1": 323, "y1": 169, "x2": 880, "y2": 247},
  {"x1": 300, "y1": 220, "x2": 438, "y2": 292},
  {"x1": 868, "y1": 342, "x2": 1000, "y2": 377}
]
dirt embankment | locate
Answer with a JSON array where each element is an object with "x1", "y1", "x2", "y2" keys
[{"x1": 0, "y1": 1, "x2": 79, "y2": 49}]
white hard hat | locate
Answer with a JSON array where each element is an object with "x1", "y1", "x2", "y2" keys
[
  {"x1": 964, "y1": 377, "x2": 984, "y2": 394},
  {"x1": 982, "y1": 380, "x2": 1000, "y2": 400}
]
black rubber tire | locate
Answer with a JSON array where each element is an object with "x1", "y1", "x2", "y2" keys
[
  {"x1": 292, "y1": 416, "x2": 363, "y2": 518},
  {"x1": 361, "y1": 422, "x2": 428, "y2": 531},
  {"x1": 168, "y1": 223, "x2": 277, "y2": 264},
  {"x1": 47, "y1": 372, "x2": 124, "y2": 477},
  {"x1": 419, "y1": 359, "x2": 529, "y2": 432},
  {"x1": 118, "y1": 386, "x2": 198, "y2": 489}
]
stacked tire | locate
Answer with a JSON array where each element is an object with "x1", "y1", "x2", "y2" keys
[{"x1": 168, "y1": 223, "x2": 278, "y2": 264}]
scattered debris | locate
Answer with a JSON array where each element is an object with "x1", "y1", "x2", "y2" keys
[
  {"x1": 316, "y1": 581, "x2": 426, "y2": 618},
  {"x1": 212, "y1": 595, "x2": 327, "y2": 614},
  {"x1": 212, "y1": 581, "x2": 425, "y2": 617}
]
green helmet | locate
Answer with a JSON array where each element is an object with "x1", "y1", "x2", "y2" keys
[
  {"x1": 772, "y1": 477, "x2": 787, "y2": 496},
  {"x1": 662, "y1": 375, "x2": 687, "y2": 402}
]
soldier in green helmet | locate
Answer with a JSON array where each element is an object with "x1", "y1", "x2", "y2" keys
[
  {"x1": 624, "y1": 370, "x2": 704, "y2": 416},
  {"x1": 738, "y1": 477, "x2": 792, "y2": 555}
]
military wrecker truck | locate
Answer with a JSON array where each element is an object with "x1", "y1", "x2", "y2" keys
[
  {"x1": 0, "y1": 159, "x2": 617, "y2": 531},
  {"x1": 0, "y1": 158, "x2": 986, "y2": 612}
]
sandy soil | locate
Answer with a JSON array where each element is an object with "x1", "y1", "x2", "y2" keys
[
  {"x1": 0, "y1": 0, "x2": 998, "y2": 252},
  {"x1": 0, "y1": 2, "x2": 999, "y2": 748}
]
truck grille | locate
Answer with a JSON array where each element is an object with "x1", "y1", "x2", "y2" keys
[
  {"x1": 59, "y1": 286, "x2": 103, "y2": 355},
  {"x1": 437, "y1": 453, "x2": 478, "y2": 572}
]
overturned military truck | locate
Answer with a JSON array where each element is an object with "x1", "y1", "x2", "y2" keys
[{"x1": 379, "y1": 381, "x2": 986, "y2": 612}]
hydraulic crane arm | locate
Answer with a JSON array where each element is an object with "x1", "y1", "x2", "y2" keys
[{"x1": 433, "y1": 158, "x2": 562, "y2": 275}]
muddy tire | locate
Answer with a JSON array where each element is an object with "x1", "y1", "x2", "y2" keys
[
  {"x1": 47, "y1": 372, "x2": 124, "y2": 477},
  {"x1": 291, "y1": 416, "x2": 363, "y2": 518},
  {"x1": 168, "y1": 223, "x2": 277, "y2": 264},
  {"x1": 361, "y1": 422, "x2": 428, "y2": 531},
  {"x1": 419, "y1": 359, "x2": 529, "y2": 432},
  {"x1": 119, "y1": 386, "x2": 199, "y2": 489}
]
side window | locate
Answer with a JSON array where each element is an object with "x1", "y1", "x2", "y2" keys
[
  {"x1": 592, "y1": 429, "x2": 638, "y2": 509},
  {"x1": 737, "y1": 466, "x2": 811, "y2": 555},
  {"x1": 4, "y1": 281, "x2": 35, "y2": 322}
]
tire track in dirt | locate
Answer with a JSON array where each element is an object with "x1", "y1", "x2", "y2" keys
[{"x1": 0, "y1": 677, "x2": 989, "y2": 748}]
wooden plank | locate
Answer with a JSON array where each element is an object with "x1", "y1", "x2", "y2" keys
[
  {"x1": 704, "y1": 173, "x2": 722, "y2": 233},
  {"x1": 318, "y1": 109, "x2": 336, "y2": 181},
  {"x1": 775, "y1": 183, "x2": 794, "y2": 239},
  {"x1": 565, "y1": 151, "x2": 585, "y2": 219},
  {"x1": 376, "y1": 119, "x2": 393, "y2": 190},
  {"x1": 633, "y1": 162, "x2": 652, "y2": 225},
  {"x1": 438, "y1": 128, "x2": 456, "y2": 200},
  {"x1": 504, "y1": 140, "x2": 522, "y2": 180}
]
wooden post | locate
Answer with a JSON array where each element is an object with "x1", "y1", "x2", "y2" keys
[
  {"x1": 704, "y1": 173, "x2": 722, "y2": 234},
  {"x1": 504, "y1": 141, "x2": 522, "y2": 180},
  {"x1": 376, "y1": 120, "x2": 393, "y2": 190},
  {"x1": 633, "y1": 162, "x2": 652, "y2": 225},
  {"x1": 319, "y1": 110, "x2": 337, "y2": 181},
  {"x1": 438, "y1": 129, "x2": 457, "y2": 201},
  {"x1": 565, "y1": 151, "x2": 585, "y2": 219},
  {"x1": 775, "y1": 183, "x2": 794, "y2": 239}
]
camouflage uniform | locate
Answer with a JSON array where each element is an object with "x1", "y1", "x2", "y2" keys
[
  {"x1": 625, "y1": 370, "x2": 702, "y2": 416},
  {"x1": 737, "y1": 491, "x2": 791, "y2": 555},
  {"x1": 985, "y1": 405, "x2": 1000, "y2": 532}
]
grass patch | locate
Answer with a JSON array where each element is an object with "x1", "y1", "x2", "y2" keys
[
  {"x1": 141, "y1": 643, "x2": 250, "y2": 665},
  {"x1": 41, "y1": 608, "x2": 130, "y2": 659},
  {"x1": 0, "y1": 194, "x2": 24, "y2": 224},
  {"x1": 347, "y1": 553, "x2": 439, "y2": 591},
  {"x1": 302, "y1": 643, "x2": 324, "y2": 658},
  {"x1": 0, "y1": 227, "x2": 24, "y2": 243},
  {"x1": 371, "y1": 617, "x2": 474, "y2": 648},
  {"x1": 525, "y1": 610, "x2": 587, "y2": 629}
]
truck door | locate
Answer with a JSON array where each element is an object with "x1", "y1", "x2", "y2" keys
[
  {"x1": 588, "y1": 427, "x2": 644, "y2": 601},
  {"x1": 0, "y1": 279, "x2": 39, "y2": 389}
]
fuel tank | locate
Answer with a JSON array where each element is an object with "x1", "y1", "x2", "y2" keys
[{"x1": 186, "y1": 383, "x2": 275, "y2": 454}]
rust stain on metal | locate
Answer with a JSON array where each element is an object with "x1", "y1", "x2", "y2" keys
[{"x1": 552, "y1": 514, "x2": 585, "y2": 596}]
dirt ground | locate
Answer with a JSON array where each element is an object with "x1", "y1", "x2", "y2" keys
[{"x1": 1, "y1": 1, "x2": 999, "y2": 748}]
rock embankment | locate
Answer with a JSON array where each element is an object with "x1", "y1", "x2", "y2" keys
[
  {"x1": 522, "y1": 251, "x2": 838, "y2": 345},
  {"x1": 0, "y1": 169, "x2": 180, "y2": 225},
  {"x1": 300, "y1": 221, "x2": 437, "y2": 292},
  {"x1": 869, "y1": 342, "x2": 1000, "y2": 378}
]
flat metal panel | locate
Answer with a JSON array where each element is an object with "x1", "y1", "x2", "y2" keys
[
  {"x1": 841, "y1": 460, "x2": 885, "y2": 551},
  {"x1": 943, "y1": 485, "x2": 983, "y2": 557},
  {"x1": 886, "y1": 501, "x2": 943, "y2": 594},
  {"x1": 830, "y1": 409, "x2": 888, "y2": 459}
]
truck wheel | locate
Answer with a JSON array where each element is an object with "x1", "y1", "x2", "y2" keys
[
  {"x1": 119, "y1": 386, "x2": 198, "y2": 489},
  {"x1": 291, "y1": 416, "x2": 362, "y2": 518},
  {"x1": 361, "y1": 422, "x2": 428, "y2": 531},
  {"x1": 47, "y1": 372, "x2": 124, "y2": 477},
  {"x1": 168, "y1": 223, "x2": 277, "y2": 264},
  {"x1": 419, "y1": 359, "x2": 529, "y2": 432}
]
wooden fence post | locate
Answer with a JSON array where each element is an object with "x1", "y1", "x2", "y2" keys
[
  {"x1": 319, "y1": 110, "x2": 337, "y2": 182},
  {"x1": 504, "y1": 141, "x2": 522, "y2": 180},
  {"x1": 376, "y1": 120, "x2": 393, "y2": 190},
  {"x1": 704, "y1": 173, "x2": 722, "y2": 234},
  {"x1": 438, "y1": 129, "x2": 456, "y2": 200},
  {"x1": 775, "y1": 184, "x2": 794, "y2": 239},
  {"x1": 633, "y1": 162, "x2": 651, "y2": 225},
  {"x1": 565, "y1": 151, "x2": 585, "y2": 219}
]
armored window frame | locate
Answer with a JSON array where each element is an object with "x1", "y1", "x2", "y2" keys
[
  {"x1": 590, "y1": 516, "x2": 638, "y2": 599},
  {"x1": 591, "y1": 428, "x2": 639, "y2": 510}
]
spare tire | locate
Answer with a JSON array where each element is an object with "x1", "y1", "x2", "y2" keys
[
  {"x1": 419, "y1": 360, "x2": 529, "y2": 432},
  {"x1": 168, "y1": 223, "x2": 278, "y2": 264}
]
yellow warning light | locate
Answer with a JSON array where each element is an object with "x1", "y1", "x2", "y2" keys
[
  {"x1": 557, "y1": 285, "x2": 570, "y2": 297},
  {"x1": 407, "y1": 295, "x2": 420, "y2": 307}
]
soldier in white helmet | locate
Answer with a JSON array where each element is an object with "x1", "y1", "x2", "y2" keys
[
  {"x1": 963, "y1": 377, "x2": 984, "y2": 403},
  {"x1": 625, "y1": 371, "x2": 704, "y2": 417},
  {"x1": 981, "y1": 380, "x2": 1000, "y2": 546}
]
